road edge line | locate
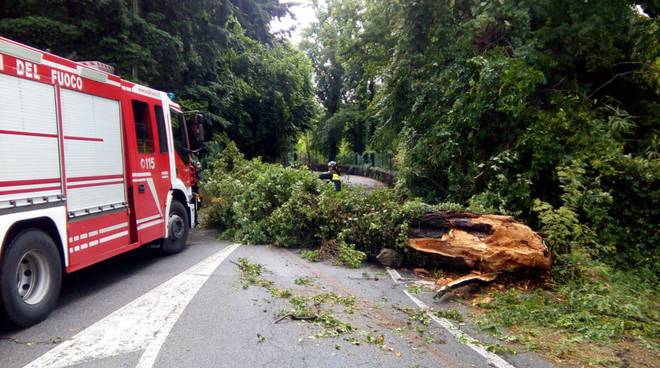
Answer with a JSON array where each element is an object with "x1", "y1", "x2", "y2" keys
[
  {"x1": 135, "y1": 243, "x2": 241, "y2": 368},
  {"x1": 387, "y1": 268, "x2": 515, "y2": 368},
  {"x1": 22, "y1": 243, "x2": 242, "y2": 368}
]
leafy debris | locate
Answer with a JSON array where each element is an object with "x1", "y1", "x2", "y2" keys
[
  {"x1": 300, "y1": 250, "x2": 321, "y2": 262},
  {"x1": 434, "y1": 309, "x2": 464, "y2": 323}
]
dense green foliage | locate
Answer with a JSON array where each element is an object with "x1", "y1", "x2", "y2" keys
[
  {"x1": 200, "y1": 137, "x2": 458, "y2": 265},
  {"x1": 476, "y1": 250, "x2": 659, "y2": 364},
  {"x1": 303, "y1": 0, "x2": 659, "y2": 270},
  {"x1": 478, "y1": 264, "x2": 658, "y2": 343},
  {"x1": 202, "y1": 139, "x2": 658, "y2": 360},
  {"x1": 1, "y1": 0, "x2": 315, "y2": 160},
  {"x1": 301, "y1": 0, "x2": 391, "y2": 160},
  {"x1": 298, "y1": 3, "x2": 660, "y2": 357},
  {"x1": 5, "y1": 1, "x2": 658, "y2": 361}
]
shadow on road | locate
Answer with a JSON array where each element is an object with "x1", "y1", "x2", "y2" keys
[
  {"x1": 0, "y1": 247, "x2": 166, "y2": 333},
  {"x1": 57, "y1": 247, "x2": 166, "y2": 308}
]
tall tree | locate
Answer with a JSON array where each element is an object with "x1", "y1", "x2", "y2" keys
[
  {"x1": 305, "y1": 0, "x2": 659, "y2": 267},
  {"x1": 0, "y1": 0, "x2": 315, "y2": 160},
  {"x1": 301, "y1": 0, "x2": 395, "y2": 160}
]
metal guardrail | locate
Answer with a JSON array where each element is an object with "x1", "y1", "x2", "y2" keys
[{"x1": 287, "y1": 151, "x2": 398, "y2": 186}]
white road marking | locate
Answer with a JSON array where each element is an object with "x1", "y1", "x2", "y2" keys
[
  {"x1": 23, "y1": 243, "x2": 242, "y2": 368},
  {"x1": 385, "y1": 267, "x2": 404, "y2": 283},
  {"x1": 387, "y1": 268, "x2": 515, "y2": 368}
]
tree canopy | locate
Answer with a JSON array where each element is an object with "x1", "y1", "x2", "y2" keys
[
  {"x1": 2, "y1": 0, "x2": 658, "y2": 268},
  {"x1": 0, "y1": 0, "x2": 315, "y2": 160},
  {"x1": 303, "y1": 0, "x2": 659, "y2": 268}
]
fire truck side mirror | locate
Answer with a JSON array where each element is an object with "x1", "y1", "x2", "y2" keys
[{"x1": 192, "y1": 113, "x2": 205, "y2": 146}]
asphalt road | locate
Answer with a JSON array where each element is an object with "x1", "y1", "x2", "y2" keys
[
  {"x1": 340, "y1": 175, "x2": 387, "y2": 190},
  {"x1": 0, "y1": 229, "x2": 552, "y2": 368}
]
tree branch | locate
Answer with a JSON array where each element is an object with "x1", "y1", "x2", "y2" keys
[{"x1": 586, "y1": 71, "x2": 637, "y2": 101}]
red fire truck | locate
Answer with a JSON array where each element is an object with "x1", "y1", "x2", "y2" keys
[{"x1": 0, "y1": 37, "x2": 202, "y2": 327}]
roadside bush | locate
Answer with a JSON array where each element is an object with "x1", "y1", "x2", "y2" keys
[
  {"x1": 201, "y1": 136, "x2": 324, "y2": 245},
  {"x1": 476, "y1": 258, "x2": 659, "y2": 345},
  {"x1": 335, "y1": 242, "x2": 366, "y2": 269},
  {"x1": 266, "y1": 187, "x2": 321, "y2": 247},
  {"x1": 200, "y1": 136, "x2": 458, "y2": 258},
  {"x1": 202, "y1": 137, "x2": 658, "y2": 282},
  {"x1": 300, "y1": 249, "x2": 321, "y2": 263},
  {"x1": 202, "y1": 139, "x2": 659, "y2": 361}
]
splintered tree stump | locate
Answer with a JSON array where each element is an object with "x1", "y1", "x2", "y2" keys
[{"x1": 407, "y1": 211, "x2": 551, "y2": 273}]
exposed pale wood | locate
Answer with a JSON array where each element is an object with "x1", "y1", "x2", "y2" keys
[{"x1": 407, "y1": 212, "x2": 551, "y2": 273}]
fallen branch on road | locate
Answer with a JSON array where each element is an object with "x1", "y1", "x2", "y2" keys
[
  {"x1": 273, "y1": 313, "x2": 317, "y2": 324},
  {"x1": 433, "y1": 272, "x2": 498, "y2": 299}
]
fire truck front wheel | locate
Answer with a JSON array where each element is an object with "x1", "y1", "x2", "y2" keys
[
  {"x1": 161, "y1": 201, "x2": 189, "y2": 255},
  {"x1": 0, "y1": 229, "x2": 62, "y2": 328}
]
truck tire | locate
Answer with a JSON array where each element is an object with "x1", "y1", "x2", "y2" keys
[
  {"x1": 0, "y1": 229, "x2": 62, "y2": 328},
  {"x1": 160, "y1": 201, "x2": 189, "y2": 255}
]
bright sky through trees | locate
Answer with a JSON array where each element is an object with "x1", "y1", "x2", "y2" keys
[{"x1": 270, "y1": 0, "x2": 318, "y2": 44}]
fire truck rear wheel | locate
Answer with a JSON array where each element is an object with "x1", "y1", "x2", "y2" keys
[
  {"x1": 161, "y1": 201, "x2": 189, "y2": 255},
  {"x1": 0, "y1": 228, "x2": 62, "y2": 328}
]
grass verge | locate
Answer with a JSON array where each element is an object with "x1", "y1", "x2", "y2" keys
[{"x1": 473, "y1": 255, "x2": 659, "y2": 367}]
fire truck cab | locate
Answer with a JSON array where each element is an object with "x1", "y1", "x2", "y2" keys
[{"x1": 0, "y1": 37, "x2": 200, "y2": 327}]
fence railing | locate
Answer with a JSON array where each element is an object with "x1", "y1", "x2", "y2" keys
[
  {"x1": 288, "y1": 151, "x2": 394, "y2": 170},
  {"x1": 288, "y1": 151, "x2": 397, "y2": 186},
  {"x1": 337, "y1": 151, "x2": 394, "y2": 171}
]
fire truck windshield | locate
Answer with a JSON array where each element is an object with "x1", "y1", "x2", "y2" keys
[{"x1": 170, "y1": 109, "x2": 190, "y2": 163}]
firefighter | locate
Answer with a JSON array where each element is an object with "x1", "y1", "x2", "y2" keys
[{"x1": 319, "y1": 161, "x2": 342, "y2": 191}]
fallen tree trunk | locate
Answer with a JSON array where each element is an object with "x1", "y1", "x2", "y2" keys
[{"x1": 407, "y1": 211, "x2": 551, "y2": 273}]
